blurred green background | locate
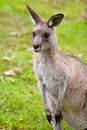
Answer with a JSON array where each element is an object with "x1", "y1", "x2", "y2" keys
[{"x1": 0, "y1": 0, "x2": 87, "y2": 129}]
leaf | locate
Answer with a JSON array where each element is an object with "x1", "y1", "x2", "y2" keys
[
  {"x1": 6, "y1": 77, "x2": 15, "y2": 83},
  {"x1": 3, "y1": 56, "x2": 12, "y2": 62},
  {"x1": 9, "y1": 32, "x2": 21, "y2": 37},
  {"x1": 4, "y1": 69, "x2": 16, "y2": 76},
  {"x1": 13, "y1": 67, "x2": 22, "y2": 75},
  {"x1": 13, "y1": 67, "x2": 22, "y2": 72}
]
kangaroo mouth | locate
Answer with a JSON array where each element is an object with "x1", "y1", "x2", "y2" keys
[
  {"x1": 34, "y1": 47, "x2": 41, "y2": 52},
  {"x1": 33, "y1": 44, "x2": 41, "y2": 52},
  {"x1": 33, "y1": 46, "x2": 41, "y2": 52}
]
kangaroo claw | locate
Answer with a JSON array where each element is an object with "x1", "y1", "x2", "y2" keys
[
  {"x1": 46, "y1": 110, "x2": 52, "y2": 124},
  {"x1": 55, "y1": 110, "x2": 62, "y2": 124}
]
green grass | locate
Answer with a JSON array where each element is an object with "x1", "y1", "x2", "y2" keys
[{"x1": 0, "y1": 0, "x2": 87, "y2": 129}]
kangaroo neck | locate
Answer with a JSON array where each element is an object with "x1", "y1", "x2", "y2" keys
[{"x1": 39, "y1": 46, "x2": 61, "y2": 63}]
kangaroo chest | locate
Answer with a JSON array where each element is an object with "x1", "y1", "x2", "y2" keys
[{"x1": 38, "y1": 61, "x2": 64, "y2": 95}]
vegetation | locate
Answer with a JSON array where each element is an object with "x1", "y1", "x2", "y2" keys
[{"x1": 0, "y1": 0, "x2": 87, "y2": 129}]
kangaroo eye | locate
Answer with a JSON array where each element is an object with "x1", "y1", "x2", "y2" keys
[
  {"x1": 44, "y1": 33, "x2": 49, "y2": 38},
  {"x1": 32, "y1": 32, "x2": 36, "y2": 37}
]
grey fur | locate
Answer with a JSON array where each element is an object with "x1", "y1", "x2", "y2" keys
[{"x1": 26, "y1": 5, "x2": 87, "y2": 130}]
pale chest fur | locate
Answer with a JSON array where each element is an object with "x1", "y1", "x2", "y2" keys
[
  {"x1": 33, "y1": 54, "x2": 67, "y2": 96},
  {"x1": 39, "y1": 62, "x2": 62, "y2": 95}
]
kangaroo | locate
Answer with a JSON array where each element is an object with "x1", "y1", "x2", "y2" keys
[{"x1": 26, "y1": 5, "x2": 87, "y2": 130}]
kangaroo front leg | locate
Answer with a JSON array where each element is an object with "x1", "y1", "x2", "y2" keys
[
  {"x1": 39, "y1": 82, "x2": 52, "y2": 123},
  {"x1": 45, "y1": 90, "x2": 63, "y2": 130},
  {"x1": 55, "y1": 89, "x2": 64, "y2": 124},
  {"x1": 55, "y1": 80, "x2": 67, "y2": 125}
]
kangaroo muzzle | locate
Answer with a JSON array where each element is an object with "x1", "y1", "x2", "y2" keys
[{"x1": 33, "y1": 44, "x2": 41, "y2": 52}]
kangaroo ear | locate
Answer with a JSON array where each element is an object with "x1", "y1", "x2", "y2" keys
[
  {"x1": 26, "y1": 5, "x2": 42, "y2": 25},
  {"x1": 47, "y1": 14, "x2": 64, "y2": 27}
]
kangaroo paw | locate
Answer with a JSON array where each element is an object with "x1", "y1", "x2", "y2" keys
[
  {"x1": 55, "y1": 110, "x2": 62, "y2": 124},
  {"x1": 46, "y1": 109, "x2": 52, "y2": 124}
]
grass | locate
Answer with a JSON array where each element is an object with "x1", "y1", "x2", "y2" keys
[{"x1": 0, "y1": 0, "x2": 87, "y2": 129}]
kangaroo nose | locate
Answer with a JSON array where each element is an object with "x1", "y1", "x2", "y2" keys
[
  {"x1": 33, "y1": 44, "x2": 40, "y2": 49},
  {"x1": 33, "y1": 44, "x2": 41, "y2": 52}
]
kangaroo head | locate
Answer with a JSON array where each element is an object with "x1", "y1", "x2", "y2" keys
[{"x1": 26, "y1": 5, "x2": 64, "y2": 52}]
